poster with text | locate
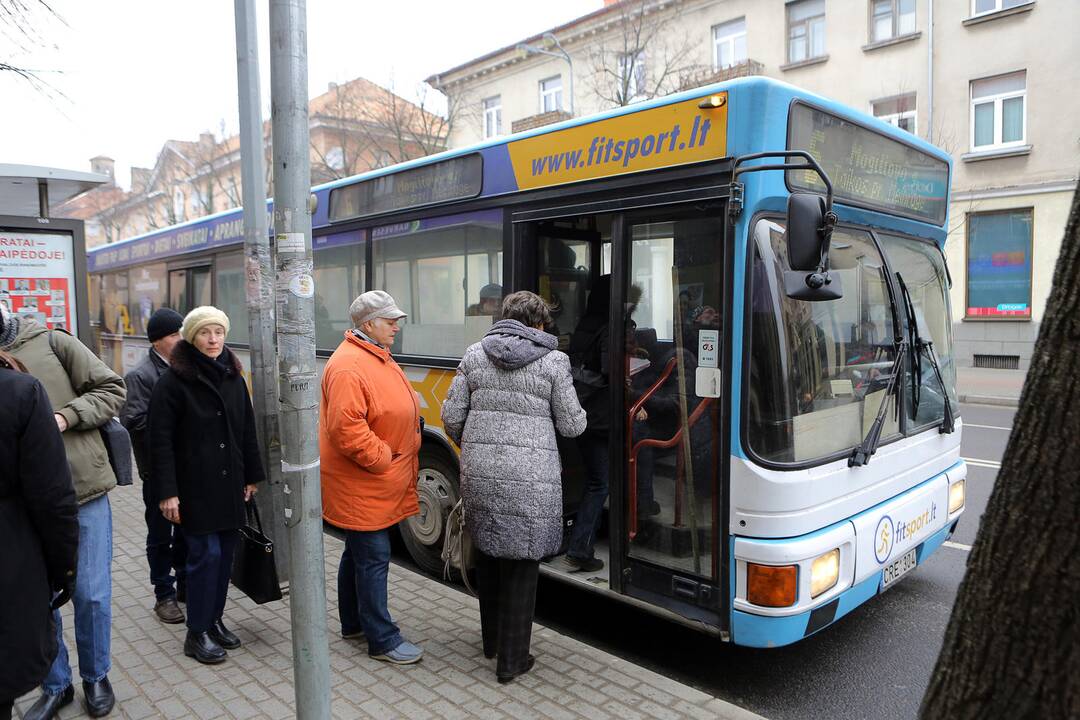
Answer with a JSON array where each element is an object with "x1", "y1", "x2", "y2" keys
[{"x1": 0, "y1": 230, "x2": 78, "y2": 335}]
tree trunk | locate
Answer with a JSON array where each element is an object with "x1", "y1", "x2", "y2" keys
[{"x1": 919, "y1": 182, "x2": 1080, "y2": 718}]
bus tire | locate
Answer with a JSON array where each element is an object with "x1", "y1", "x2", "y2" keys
[{"x1": 400, "y1": 450, "x2": 460, "y2": 577}]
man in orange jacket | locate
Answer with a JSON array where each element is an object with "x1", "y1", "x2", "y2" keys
[{"x1": 320, "y1": 291, "x2": 423, "y2": 664}]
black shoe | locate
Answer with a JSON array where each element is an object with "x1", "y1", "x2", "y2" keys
[
  {"x1": 564, "y1": 555, "x2": 604, "y2": 573},
  {"x1": 24, "y1": 686, "x2": 73, "y2": 720},
  {"x1": 209, "y1": 619, "x2": 241, "y2": 650},
  {"x1": 497, "y1": 655, "x2": 535, "y2": 684},
  {"x1": 83, "y1": 677, "x2": 115, "y2": 718},
  {"x1": 184, "y1": 631, "x2": 227, "y2": 664}
]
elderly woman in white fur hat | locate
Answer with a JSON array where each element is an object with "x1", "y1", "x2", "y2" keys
[{"x1": 148, "y1": 306, "x2": 265, "y2": 665}]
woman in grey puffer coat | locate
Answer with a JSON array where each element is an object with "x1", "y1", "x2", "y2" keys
[{"x1": 442, "y1": 290, "x2": 586, "y2": 684}]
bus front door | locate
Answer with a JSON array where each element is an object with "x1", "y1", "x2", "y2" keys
[{"x1": 617, "y1": 208, "x2": 727, "y2": 627}]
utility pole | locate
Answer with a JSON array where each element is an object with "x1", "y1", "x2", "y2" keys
[
  {"x1": 269, "y1": 0, "x2": 330, "y2": 716},
  {"x1": 233, "y1": 0, "x2": 289, "y2": 580}
]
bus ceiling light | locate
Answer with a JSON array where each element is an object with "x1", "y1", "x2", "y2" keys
[
  {"x1": 810, "y1": 548, "x2": 840, "y2": 598},
  {"x1": 698, "y1": 94, "x2": 726, "y2": 109},
  {"x1": 949, "y1": 479, "x2": 966, "y2": 514},
  {"x1": 747, "y1": 563, "x2": 798, "y2": 608}
]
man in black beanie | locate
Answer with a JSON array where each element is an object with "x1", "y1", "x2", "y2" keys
[{"x1": 119, "y1": 308, "x2": 188, "y2": 623}]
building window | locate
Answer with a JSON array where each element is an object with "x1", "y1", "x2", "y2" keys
[
  {"x1": 871, "y1": 0, "x2": 915, "y2": 42},
  {"x1": 713, "y1": 17, "x2": 747, "y2": 69},
  {"x1": 970, "y1": 71, "x2": 1026, "y2": 151},
  {"x1": 972, "y1": 0, "x2": 1030, "y2": 16},
  {"x1": 539, "y1": 75, "x2": 563, "y2": 113},
  {"x1": 326, "y1": 146, "x2": 345, "y2": 171},
  {"x1": 966, "y1": 209, "x2": 1033, "y2": 319},
  {"x1": 616, "y1": 51, "x2": 646, "y2": 103},
  {"x1": 787, "y1": 0, "x2": 826, "y2": 64},
  {"x1": 482, "y1": 95, "x2": 502, "y2": 139},
  {"x1": 872, "y1": 93, "x2": 917, "y2": 134},
  {"x1": 172, "y1": 188, "x2": 186, "y2": 220}
]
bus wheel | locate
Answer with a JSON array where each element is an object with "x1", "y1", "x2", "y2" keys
[{"x1": 400, "y1": 452, "x2": 460, "y2": 576}]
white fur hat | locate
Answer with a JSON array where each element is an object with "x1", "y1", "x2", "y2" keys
[{"x1": 180, "y1": 306, "x2": 230, "y2": 343}]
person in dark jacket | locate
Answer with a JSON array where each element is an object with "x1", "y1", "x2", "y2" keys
[
  {"x1": 148, "y1": 306, "x2": 265, "y2": 665},
  {"x1": 120, "y1": 308, "x2": 188, "y2": 624},
  {"x1": 0, "y1": 354, "x2": 79, "y2": 720},
  {"x1": 442, "y1": 291, "x2": 587, "y2": 683},
  {"x1": 2, "y1": 303, "x2": 126, "y2": 720}
]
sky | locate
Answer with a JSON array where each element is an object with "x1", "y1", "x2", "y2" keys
[{"x1": 0, "y1": 1, "x2": 598, "y2": 189}]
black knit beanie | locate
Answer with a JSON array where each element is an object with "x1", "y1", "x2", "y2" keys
[{"x1": 146, "y1": 308, "x2": 184, "y2": 342}]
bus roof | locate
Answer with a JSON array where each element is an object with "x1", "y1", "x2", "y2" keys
[{"x1": 89, "y1": 76, "x2": 951, "y2": 271}]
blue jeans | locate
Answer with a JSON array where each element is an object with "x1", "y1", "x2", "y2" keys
[
  {"x1": 338, "y1": 529, "x2": 402, "y2": 656},
  {"x1": 142, "y1": 477, "x2": 187, "y2": 600},
  {"x1": 567, "y1": 432, "x2": 610, "y2": 561},
  {"x1": 43, "y1": 495, "x2": 112, "y2": 693},
  {"x1": 184, "y1": 531, "x2": 238, "y2": 633}
]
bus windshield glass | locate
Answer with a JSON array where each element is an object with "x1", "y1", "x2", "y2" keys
[
  {"x1": 787, "y1": 103, "x2": 949, "y2": 225},
  {"x1": 747, "y1": 220, "x2": 900, "y2": 464}
]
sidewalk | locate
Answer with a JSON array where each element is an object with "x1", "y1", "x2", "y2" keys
[
  {"x1": 15, "y1": 485, "x2": 763, "y2": 720},
  {"x1": 957, "y1": 366, "x2": 1027, "y2": 407}
]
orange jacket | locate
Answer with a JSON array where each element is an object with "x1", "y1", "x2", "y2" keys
[{"x1": 320, "y1": 332, "x2": 420, "y2": 531}]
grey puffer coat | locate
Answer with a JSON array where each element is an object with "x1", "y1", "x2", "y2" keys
[{"x1": 442, "y1": 320, "x2": 587, "y2": 560}]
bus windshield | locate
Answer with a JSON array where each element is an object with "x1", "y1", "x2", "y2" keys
[{"x1": 746, "y1": 219, "x2": 955, "y2": 465}]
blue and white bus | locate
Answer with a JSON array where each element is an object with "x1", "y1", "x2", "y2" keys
[{"x1": 87, "y1": 77, "x2": 965, "y2": 647}]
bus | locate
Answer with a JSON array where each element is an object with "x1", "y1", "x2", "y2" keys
[{"x1": 87, "y1": 76, "x2": 965, "y2": 647}]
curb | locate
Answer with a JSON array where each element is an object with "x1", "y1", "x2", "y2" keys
[{"x1": 958, "y1": 393, "x2": 1020, "y2": 408}]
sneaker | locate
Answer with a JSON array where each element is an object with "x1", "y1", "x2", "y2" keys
[
  {"x1": 564, "y1": 555, "x2": 604, "y2": 573},
  {"x1": 371, "y1": 640, "x2": 423, "y2": 665},
  {"x1": 154, "y1": 597, "x2": 185, "y2": 624}
]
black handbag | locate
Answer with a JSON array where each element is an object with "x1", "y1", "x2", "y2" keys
[
  {"x1": 231, "y1": 501, "x2": 282, "y2": 604},
  {"x1": 99, "y1": 417, "x2": 133, "y2": 487}
]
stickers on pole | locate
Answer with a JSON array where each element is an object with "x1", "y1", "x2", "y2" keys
[
  {"x1": 276, "y1": 232, "x2": 306, "y2": 254},
  {"x1": 288, "y1": 274, "x2": 314, "y2": 299}
]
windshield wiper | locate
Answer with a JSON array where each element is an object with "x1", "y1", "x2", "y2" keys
[
  {"x1": 849, "y1": 337, "x2": 907, "y2": 467},
  {"x1": 896, "y1": 273, "x2": 955, "y2": 435}
]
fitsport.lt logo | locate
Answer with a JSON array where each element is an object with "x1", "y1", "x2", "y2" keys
[{"x1": 874, "y1": 503, "x2": 939, "y2": 565}]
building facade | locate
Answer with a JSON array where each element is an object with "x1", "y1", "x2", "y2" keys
[
  {"x1": 428, "y1": 0, "x2": 1078, "y2": 369},
  {"x1": 59, "y1": 77, "x2": 446, "y2": 250}
]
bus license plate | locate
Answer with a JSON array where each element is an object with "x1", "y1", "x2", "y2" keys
[{"x1": 881, "y1": 549, "x2": 917, "y2": 589}]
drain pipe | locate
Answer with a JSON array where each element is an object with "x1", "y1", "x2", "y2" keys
[{"x1": 927, "y1": 0, "x2": 934, "y2": 143}]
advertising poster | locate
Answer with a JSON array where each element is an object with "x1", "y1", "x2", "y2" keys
[{"x1": 0, "y1": 230, "x2": 78, "y2": 335}]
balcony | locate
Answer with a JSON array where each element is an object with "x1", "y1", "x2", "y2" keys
[
  {"x1": 511, "y1": 110, "x2": 573, "y2": 134},
  {"x1": 677, "y1": 59, "x2": 765, "y2": 92}
]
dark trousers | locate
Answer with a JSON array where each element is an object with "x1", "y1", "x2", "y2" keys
[
  {"x1": 142, "y1": 478, "x2": 187, "y2": 600},
  {"x1": 475, "y1": 549, "x2": 539, "y2": 677},
  {"x1": 0, "y1": 699, "x2": 12, "y2": 720},
  {"x1": 338, "y1": 529, "x2": 402, "y2": 657},
  {"x1": 184, "y1": 530, "x2": 238, "y2": 633},
  {"x1": 567, "y1": 432, "x2": 610, "y2": 561}
]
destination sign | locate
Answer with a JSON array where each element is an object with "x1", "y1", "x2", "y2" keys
[
  {"x1": 787, "y1": 103, "x2": 949, "y2": 225},
  {"x1": 329, "y1": 153, "x2": 483, "y2": 222}
]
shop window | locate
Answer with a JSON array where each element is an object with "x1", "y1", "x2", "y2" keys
[{"x1": 966, "y1": 209, "x2": 1033, "y2": 318}]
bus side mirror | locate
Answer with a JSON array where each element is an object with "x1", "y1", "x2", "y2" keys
[{"x1": 784, "y1": 193, "x2": 842, "y2": 302}]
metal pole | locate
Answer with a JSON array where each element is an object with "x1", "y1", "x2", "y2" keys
[
  {"x1": 234, "y1": 0, "x2": 290, "y2": 581},
  {"x1": 269, "y1": 0, "x2": 330, "y2": 716},
  {"x1": 37, "y1": 179, "x2": 49, "y2": 219}
]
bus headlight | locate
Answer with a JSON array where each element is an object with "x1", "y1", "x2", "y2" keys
[
  {"x1": 747, "y1": 563, "x2": 798, "y2": 607},
  {"x1": 949, "y1": 479, "x2": 965, "y2": 514},
  {"x1": 810, "y1": 548, "x2": 840, "y2": 598}
]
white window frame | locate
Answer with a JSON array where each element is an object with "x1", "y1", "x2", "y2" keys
[
  {"x1": 482, "y1": 95, "x2": 502, "y2": 139},
  {"x1": 539, "y1": 75, "x2": 563, "y2": 114},
  {"x1": 616, "y1": 51, "x2": 647, "y2": 103},
  {"x1": 787, "y1": 0, "x2": 826, "y2": 64},
  {"x1": 172, "y1": 188, "x2": 185, "y2": 219},
  {"x1": 712, "y1": 17, "x2": 747, "y2": 70},
  {"x1": 325, "y1": 146, "x2": 345, "y2": 171},
  {"x1": 970, "y1": 72, "x2": 1027, "y2": 151},
  {"x1": 871, "y1": 94, "x2": 917, "y2": 135},
  {"x1": 971, "y1": 0, "x2": 1031, "y2": 18},
  {"x1": 870, "y1": 0, "x2": 916, "y2": 43}
]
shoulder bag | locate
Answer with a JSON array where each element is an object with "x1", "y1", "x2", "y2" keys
[{"x1": 232, "y1": 500, "x2": 283, "y2": 604}]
